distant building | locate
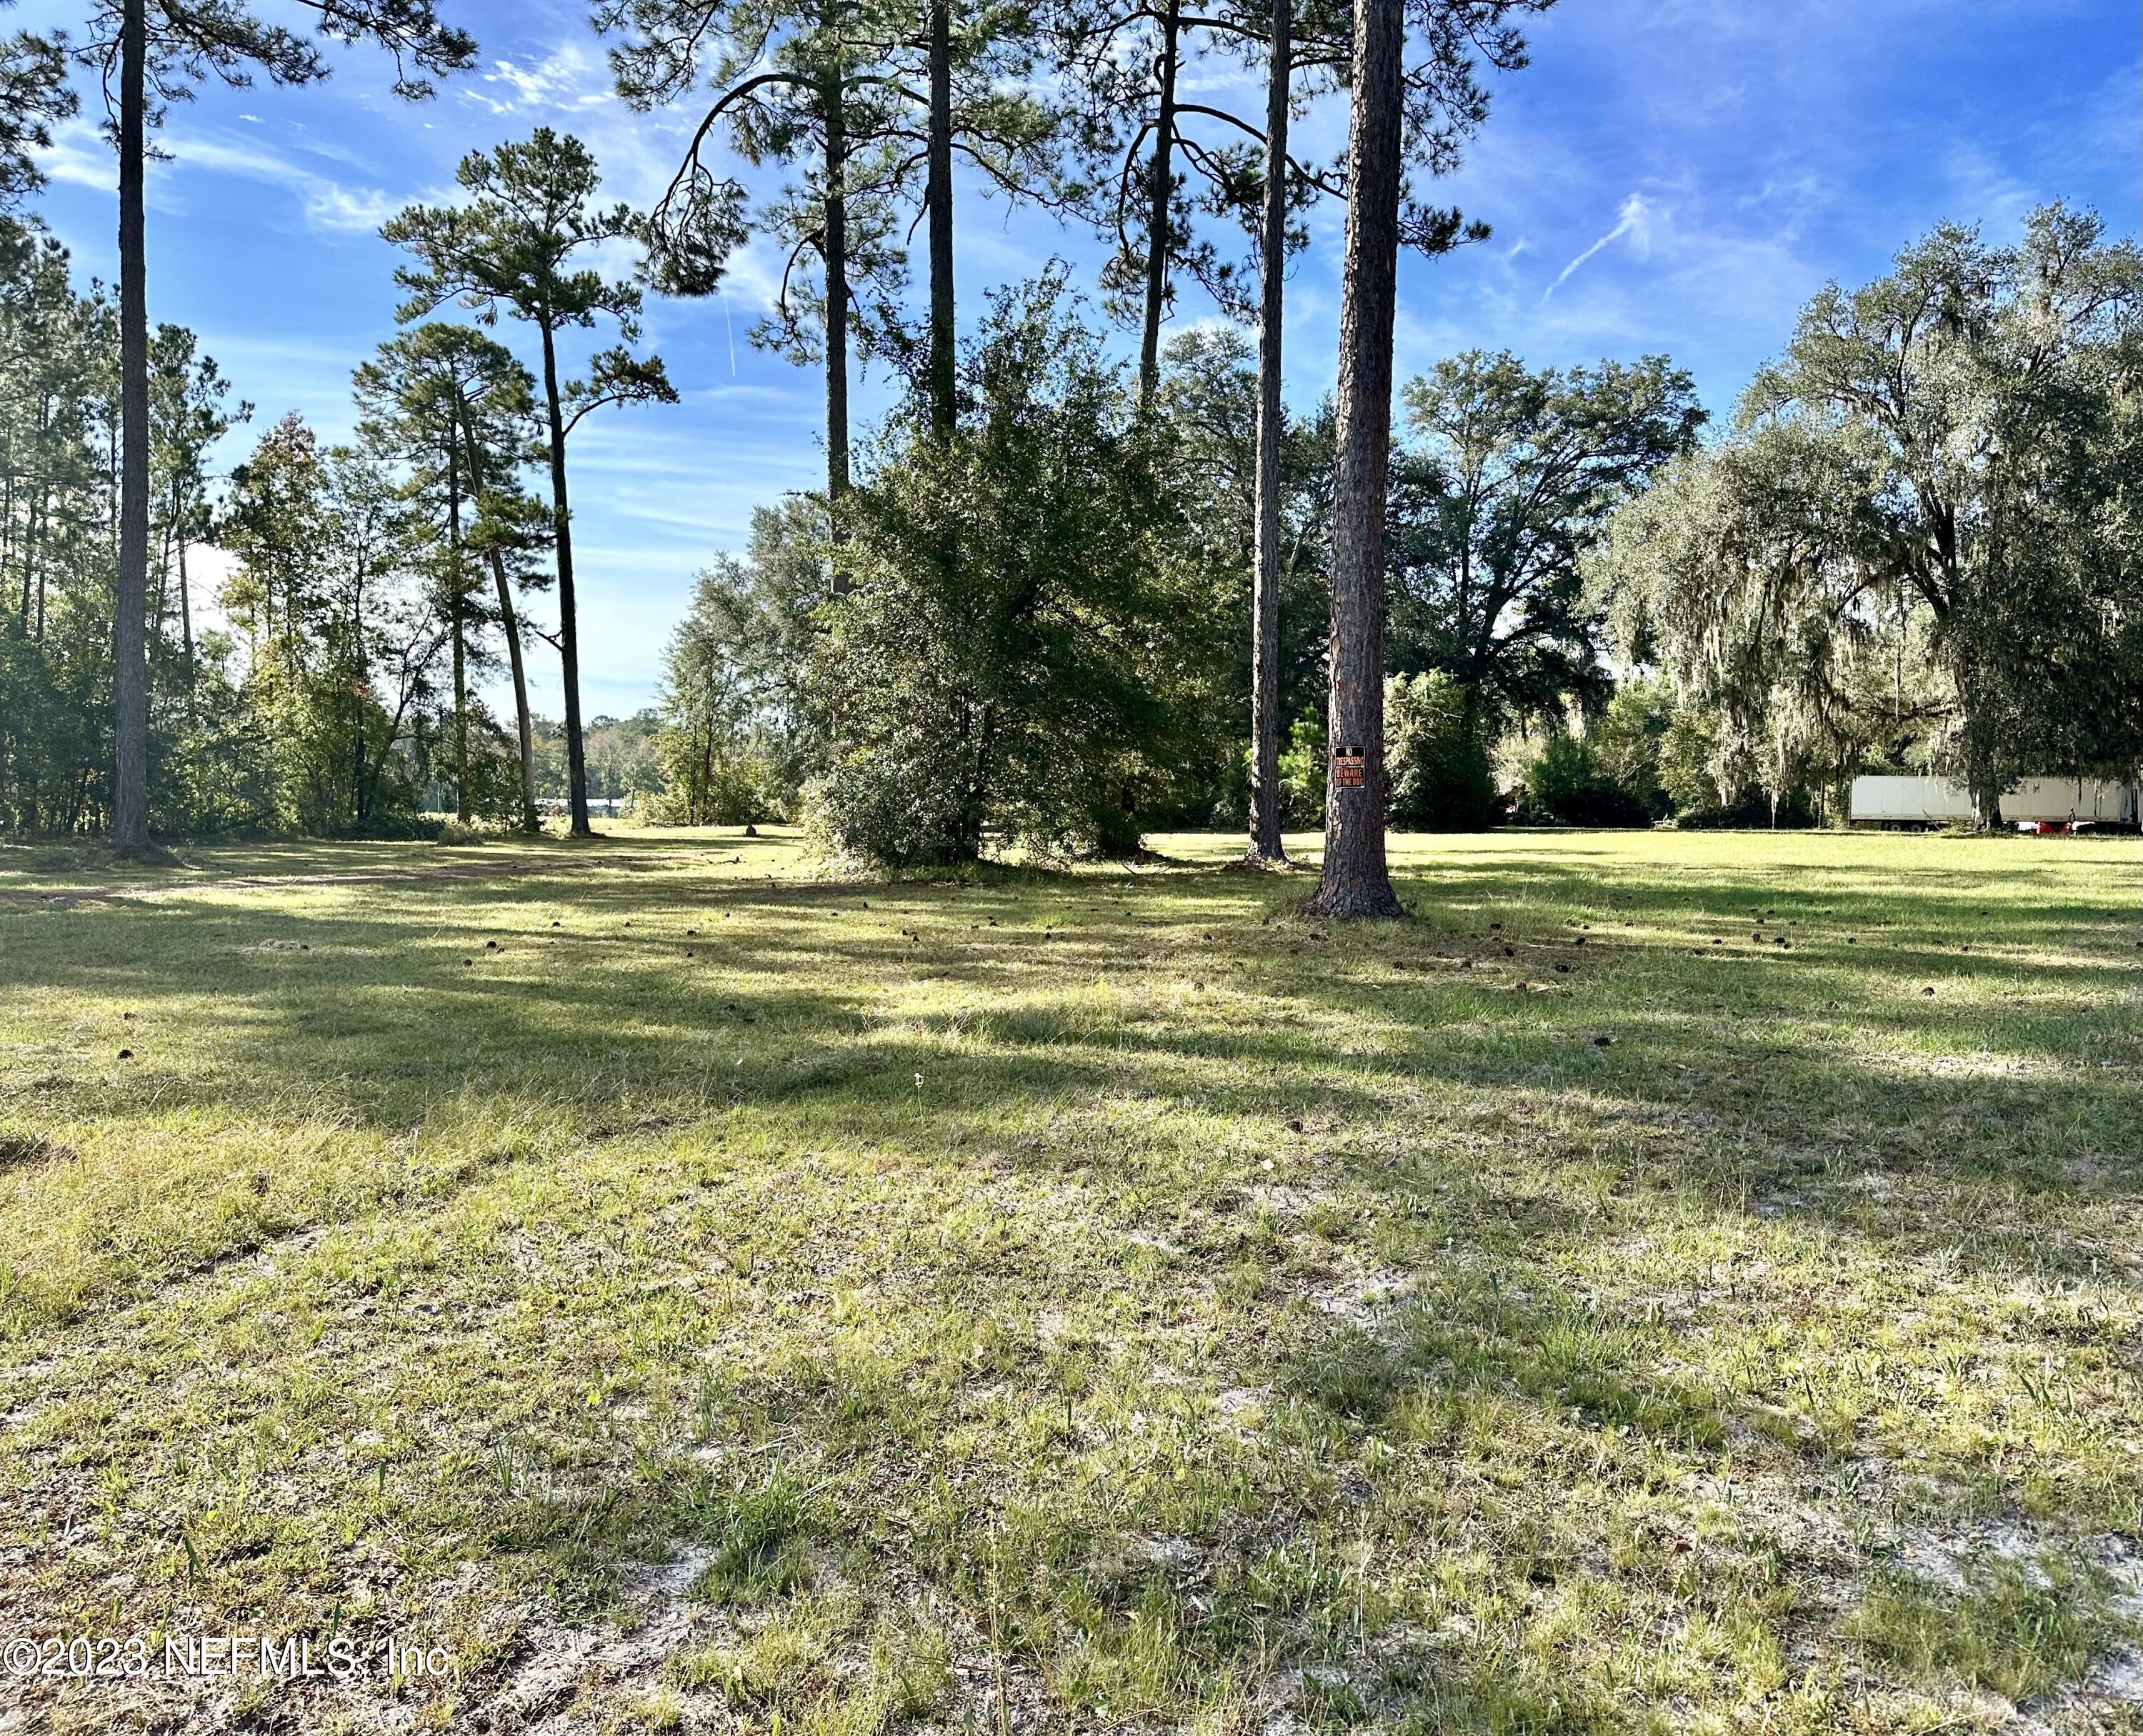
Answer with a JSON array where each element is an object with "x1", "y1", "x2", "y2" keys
[
  {"x1": 534, "y1": 796, "x2": 634, "y2": 818},
  {"x1": 1849, "y1": 776, "x2": 2139, "y2": 829}
]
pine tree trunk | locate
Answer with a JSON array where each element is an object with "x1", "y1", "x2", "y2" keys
[
  {"x1": 14, "y1": 485, "x2": 26, "y2": 629},
  {"x1": 111, "y1": 0, "x2": 151, "y2": 851},
  {"x1": 449, "y1": 450, "x2": 470, "y2": 823},
  {"x1": 451, "y1": 602, "x2": 469, "y2": 822},
  {"x1": 1308, "y1": 0, "x2": 1404, "y2": 921},
  {"x1": 1245, "y1": 0, "x2": 1291, "y2": 866},
  {"x1": 494, "y1": 556, "x2": 537, "y2": 829},
  {"x1": 178, "y1": 535, "x2": 194, "y2": 707},
  {"x1": 824, "y1": 63, "x2": 852, "y2": 597},
  {"x1": 539, "y1": 322, "x2": 592, "y2": 837},
  {"x1": 825, "y1": 76, "x2": 850, "y2": 502},
  {"x1": 351, "y1": 632, "x2": 366, "y2": 827},
  {"x1": 26, "y1": 462, "x2": 46, "y2": 634},
  {"x1": 152, "y1": 494, "x2": 173, "y2": 648},
  {"x1": 1137, "y1": 0, "x2": 1181, "y2": 409},
  {"x1": 926, "y1": 0, "x2": 954, "y2": 436}
]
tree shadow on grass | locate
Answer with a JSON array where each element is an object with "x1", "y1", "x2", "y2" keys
[{"x1": 1, "y1": 851, "x2": 2134, "y2": 1320}]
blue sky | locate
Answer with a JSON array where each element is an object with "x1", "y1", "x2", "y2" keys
[{"x1": 17, "y1": 0, "x2": 2140, "y2": 716}]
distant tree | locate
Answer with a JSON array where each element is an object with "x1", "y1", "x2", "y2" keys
[
  {"x1": 1595, "y1": 206, "x2": 2143, "y2": 826},
  {"x1": 1156, "y1": 326, "x2": 1332, "y2": 812},
  {"x1": 1384, "y1": 669, "x2": 1492, "y2": 829},
  {"x1": 1581, "y1": 679, "x2": 1669, "y2": 822},
  {"x1": 221, "y1": 417, "x2": 438, "y2": 832},
  {"x1": 812, "y1": 276, "x2": 1224, "y2": 865},
  {"x1": 656, "y1": 564, "x2": 802, "y2": 824},
  {"x1": 1591, "y1": 421, "x2": 1920, "y2": 824},
  {"x1": 0, "y1": 223, "x2": 111, "y2": 833},
  {"x1": 384, "y1": 131, "x2": 676, "y2": 837},
  {"x1": 1745, "y1": 205, "x2": 2141, "y2": 821},
  {"x1": 569, "y1": 709, "x2": 666, "y2": 805},
  {"x1": 147, "y1": 326, "x2": 244, "y2": 707},
  {"x1": 355, "y1": 323, "x2": 546, "y2": 827},
  {"x1": 1, "y1": 222, "x2": 106, "y2": 649},
  {"x1": 664, "y1": 502, "x2": 827, "y2": 794},
  {"x1": 71, "y1": 0, "x2": 471, "y2": 850},
  {"x1": 1522, "y1": 729, "x2": 1634, "y2": 827},
  {"x1": 1389, "y1": 350, "x2": 1703, "y2": 732},
  {"x1": 0, "y1": 8, "x2": 73, "y2": 209}
]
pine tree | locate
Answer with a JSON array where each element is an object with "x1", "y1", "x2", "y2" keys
[
  {"x1": 356, "y1": 323, "x2": 546, "y2": 829},
  {"x1": 384, "y1": 132, "x2": 676, "y2": 837},
  {"x1": 71, "y1": 0, "x2": 472, "y2": 850}
]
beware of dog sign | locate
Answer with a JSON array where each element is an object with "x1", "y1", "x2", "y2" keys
[{"x1": 1332, "y1": 746, "x2": 1365, "y2": 789}]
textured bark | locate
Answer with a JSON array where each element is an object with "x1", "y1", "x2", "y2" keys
[
  {"x1": 177, "y1": 538, "x2": 194, "y2": 702},
  {"x1": 111, "y1": 0, "x2": 150, "y2": 849},
  {"x1": 1137, "y1": 0, "x2": 1181, "y2": 409},
  {"x1": 1244, "y1": 0, "x2": 1291, "y2": 865},
  {"x1": 1308, "y1": 0, "x2": 1404, "y2": 920},
  {"x1": 926, "y1": 0, "x2": 955, "y2": 436},
  {"x1": 824, "y1": 61, "x2": 853, "y2": 597},
  {"x1": 824, "y1": 71, "x2": 850, "y2": 501},
  {"x1": 448, "y1": 448, "x2": 469, "y2": 822},
  {"x1": 539, "y1": 323, "x2": 592, "y2": 837},
  {"x1": 29, "y1": 462, "x2": 47, "y2": 639}
]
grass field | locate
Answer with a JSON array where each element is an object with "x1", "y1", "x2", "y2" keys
[{"x1": 0, "y1": 825, "x2": 2138, "y2": 1735}]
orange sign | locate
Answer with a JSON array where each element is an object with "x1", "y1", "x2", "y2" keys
[{"x1": 1332, "y1": 746, "x2": 1365, "y2": 789}]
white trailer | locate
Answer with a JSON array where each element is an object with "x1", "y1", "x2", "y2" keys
[
  {"x1": 1848, "y1": 776, "x2": 1975, "y2": 826},
  {"x1": 1999, "y1": 777, "x2": 2139, "y2": 827},
  {"x1": 1849, "y1": 775, "x2": 2139, "y2": 828}
]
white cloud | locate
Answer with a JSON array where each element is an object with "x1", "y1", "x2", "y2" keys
[
  {"x1": 159, "y1": 129, "x2": 397, "y2": 233},
  {"x1": 1544, "y1": 192, "x2": 1655, "y2": 299},
  {"x1": 36, "y1": 117, "x2": 122, "y2": 199},
  {"x1": 462, "y1": 42, "x2": 619, "y2": 118}
]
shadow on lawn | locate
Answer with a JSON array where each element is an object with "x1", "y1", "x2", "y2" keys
[
  {"x1": 6, "y1": 840, "x2": 2136, "y2": 1731},
  {"x1": 2, "y1": 851, "x2": 2134, "y2": 1335},
  {"x1": 6, "y1": 852, "x2": 2133, "y2": 1112}
]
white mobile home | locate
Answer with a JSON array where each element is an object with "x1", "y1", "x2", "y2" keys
[{"x1": 1849, "y1": 775, "x2": 2139, "y2": 828}]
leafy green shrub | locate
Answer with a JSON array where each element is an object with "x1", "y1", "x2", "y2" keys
[
  {"x1": 1586, "y1": 681, "x2": 1671, "y2": 822},
  {"x1": 1276, "y1": 710, "x2": 1327, "y2": 828},
  {"x1": 810, "y1": 277, "x2": 1223, "y2": 868},
  {"x1": 1522, "y1": 733, "x2": 1652, "y2": 827},
  {"x1": 1386, "y1": 672, "x2": 1496, "y2": 830}
]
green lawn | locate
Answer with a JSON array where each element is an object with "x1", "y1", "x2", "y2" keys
[{"x1": 1, "y1": 826, "x2": 2139, "y2": 1734}]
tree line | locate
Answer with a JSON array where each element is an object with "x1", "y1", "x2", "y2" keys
[
  {"x1": 0, "y1": 0, "x2": 2136, "y2": 918},
  {"x1": 659, "y1": 206, "x2": 2140, "y2": 859}
]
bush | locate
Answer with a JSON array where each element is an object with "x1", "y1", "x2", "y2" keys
[
  {"x1": 1275, "y1": 710, "x2": 1327, "y2": 828},
  {"x1": 1522, "y1": 733, "x2": 1653, "y2": 827},
  {"x1": 811, "y1": 278, "x2": 1224, "y2": 868},
  {"x1": 1386, "y1": 673, "x2": 1496, "y2": 830},
  {"x1": 1587, "y1": 682, "x2": 1672, "y2": 822},
  {"x1": 655, "y1": 735, "x2": 786, "y2": 826},
  {"x1": 805, "y1": 744, "x2": 991, "y2": 870}
]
